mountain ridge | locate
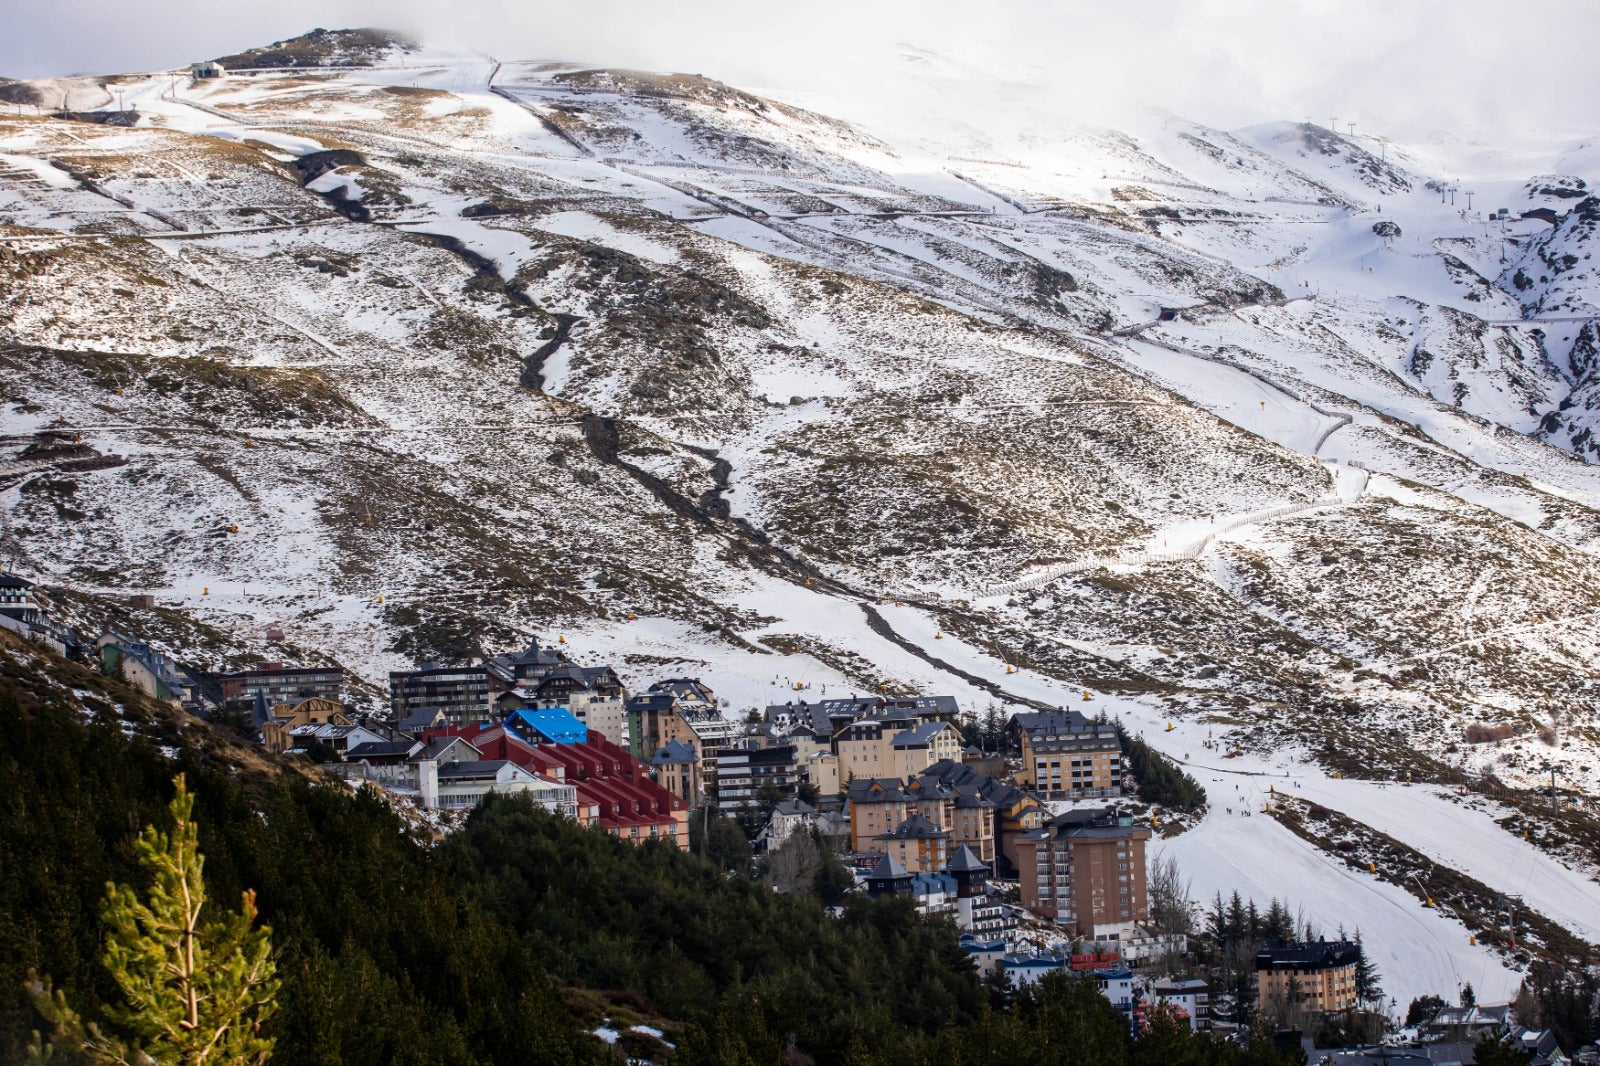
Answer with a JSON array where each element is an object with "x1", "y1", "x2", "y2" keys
[{"x1": 2, "y1": 32, "x2": 1598, "y2": 1001}]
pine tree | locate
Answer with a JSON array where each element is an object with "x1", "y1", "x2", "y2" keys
[
  {"x1": 28, "y1": 775, "x2": 279, "y2": 1066},
  {"x1": 1263, "y1": 899, "x2": 1294, "y2": 942},
  {"x1": 1225, "y1": 892, "x2": 1247, "y2": 944},
  {"x1": 981, "y1": 705, "x2": 1004, "y2": 754},
  {"x1": 1353, "y1": 928, "x2": 1383, "y2": 1005}
]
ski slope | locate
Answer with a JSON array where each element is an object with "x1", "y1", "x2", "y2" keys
[{"x1": 865, "y1": 601, "x2": 1589, "y2": 1006}]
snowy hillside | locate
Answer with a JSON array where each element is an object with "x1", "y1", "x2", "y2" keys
[{"x1": 2, "y1": 32, "x2": 1598, "y2": 1003}]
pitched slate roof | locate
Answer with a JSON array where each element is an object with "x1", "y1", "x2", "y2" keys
[
  {"x1": 420, "y1": 736, "x2": 481, "y2": 761},
  {"x1": 867, "y1": 853, "x2": 910, "y2": 880},
  {"x1": 1026, "y1": 806, "x2": 1140, "y2": 842},
  {"x1": 764, "y1": 699, "x2": 835, "y2": 737},
  {"x1": 107, "y1": 636, "x2": 192, "y2": 695},
  {"x1": 947, "y1": 844, "x2": 990, "y2": 874},
  {"x1": 437, "y1": 759, "x2": 519, "y2": 780},
  {"x1": 650, "y1": 738, "x2": 697, "y2": 765},
  {"x1": 847, "y1": 777, "x2": 910, "y2": 803},
  {"x1": 250, "y1": 691, "x2": 272, "y2": 730},
  {"x1": 917, "y1": 759, "x2": 1011, "y2": 807},
  {"x1": 1254, "y1": 939, "x2": 1359, "y2": 970},
  {"x1": 397, "y1": 706, "x2": 446, "y2": 732},
  {"x1": 771, "y1": 798, "x2": 817, "y2": 817},
  {"x1": 1011, "y1": 710, "x2": 1094, "y2": 736},
  {"x1": 346, "y1": 740, "x2": 420, "y2": 760},
  {"x1": 648, "y1": 678, "x2": 714, "y2": 703},
  {"x1": 879, "y1": 813, "x2": 946, "y2": 840},
  {"x1": 892, "y1": 721, "x2": 953, "y2": 747},
  {"x1": 502, "y1": 637, "x2": 566, "y2": 668}
]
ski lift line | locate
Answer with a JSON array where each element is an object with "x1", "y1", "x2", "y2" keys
[{"x1": 1482, "y1": 315, "x2": 1598, "y2": 326}]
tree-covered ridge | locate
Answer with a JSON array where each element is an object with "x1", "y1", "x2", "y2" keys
[
  {"x1": 0, "y1": 643, "x2": 601, "y2": 1065},
  {"x1": 0, "y1": 640, "x2": 1303, "y2": 1064}
]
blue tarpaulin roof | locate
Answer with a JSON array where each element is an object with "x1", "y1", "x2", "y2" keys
[{"x1": 506, "y1": 707, "x2": 588, "y2": 745}]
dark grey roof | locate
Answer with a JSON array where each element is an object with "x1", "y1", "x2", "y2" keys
[
  {"x1": 949, "y1": 787, "x2": 996, "y2": 809},
  {"x1": 920, "y1": 758, "x2": 1027, "y2": 808},
  {"x1": 892, "y1": 721, "x2": 952, "y2": 747},
  {"x1": 420, "y1": 736, "x2": 479, "y2": 760},
  {"x1": 1426, "y1": 1004, "x2": 1509, "y2": 1028},
  {"x1": 650, "y1": 738, "x2": 697, "y2": 765},
  {"x1": 648, "y1": 678, "x2": 714, "y2": 701},
  {"x1": 867, "y1": 853, "x2": 910, "y2": 880},
  {"x1": 251, "y1": 691, "x2": 272, "y2": 730},
  {"x1": 346, "y1": 740, "x2": 420, "y2": 760},
  {"x1": 764, "y1": 699, "x2": 835, "y2": 737},
  {"x1": 504, "y1": 638, "x2": 566, "y2": 667},
  {"x1": 772, "y1": 798, "x2": 817, "y2": 817},
  {"x1": 1023, "y1": 807, "x2": 1140, "y2": 842},
  {"x1": 947, "y1": 844, "x2": 989, "y2": 874},
  {"x1": 397, "y1": 707, "x2": 446, "y2": 731},
  {"x1": 1011, "y1": 710, "x2": 1104, "y2": 737},
  {"x1": 0, "y1": 573, "x2": 31, "y2": 588},
  {"x1": 1254, "y1": 939, "x2": 1359, "y2": 970},
  {"x1": 436, "y1": 759, "x2": 518, "y2": 779},
  {"x1": 847, "y1": 778, "x2": 909, "y2": 802},
  {"x1": 879, "y1": 813, "x2": 946, "y2": 840}
]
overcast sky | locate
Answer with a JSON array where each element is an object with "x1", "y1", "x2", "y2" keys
[{"x1": 2, "y1": 0, "x2": 1596, "y2": 144}]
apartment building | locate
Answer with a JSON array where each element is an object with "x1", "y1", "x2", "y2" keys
[
  {"x1": 1255, "y1": 940, "x2": 1359, "y2": 1015},
  {"x1": 389, "y1": 662, "x2": 491, "y2": 727},
  {"x1": 1008, "y1": 710, "x2": 1123, "y2": 799},
  {"x1": 1015, "y1": 807, "x2": 1150, "y2": 936}
]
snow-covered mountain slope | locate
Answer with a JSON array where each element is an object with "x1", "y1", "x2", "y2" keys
[{"x1": 3, "y1": 33, "x2": 1598, "y2": 996}]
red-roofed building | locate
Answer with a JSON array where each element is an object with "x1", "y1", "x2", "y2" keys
[{"x1": 423, "y1": 726, "x2": 688, "y2": 849}]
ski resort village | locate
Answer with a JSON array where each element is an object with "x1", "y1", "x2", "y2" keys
[
  {"x1": 6, "y1": 568, "x2": 1598, "y2": 1062},
  {"x1": 2, "y1": 20, "x2": 1599, "y2": 1066}
]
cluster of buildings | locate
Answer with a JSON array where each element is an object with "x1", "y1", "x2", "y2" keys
[
  {"x1": 77, "y1": 622, "x2": 1306, "y2": 1031},
  {"x1": 12, "y1": 610, "x2": 1173, "y2": 981},
  {"x1": 1322, "y1": 1000, "x2": 1580, "y2": 1066},
  {"x1": 27, "y1": 601, "x2": 1579, "y2": 1059},
  {"x1": 0, "y1": 572, "x2": 81, "y2": 657},
  {"x1": 82, "y1": 625, "x2": 1164, "y2": 945},
  {"x1": 87, "y1": 634, "x2": 688, "y2": 848},
  {"x1": 977, "y1": 939, "x2": 1555, "y2": 1047}
]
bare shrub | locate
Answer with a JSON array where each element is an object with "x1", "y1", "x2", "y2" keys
[{"x1": 1464, "y1": 722, "x2": 1517, "y2": 744}]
